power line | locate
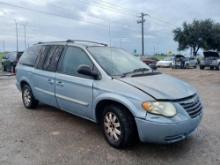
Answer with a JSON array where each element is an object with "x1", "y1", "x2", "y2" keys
[
  {"x1": 77, "y1": 0, "x2": 177, "y2": 27},
  {"x1": 0, "y1": 1, "x2": 140, "y2": 33},
  {"x1": 49, "y1": 3, "x2": 139, "y2": 32}
]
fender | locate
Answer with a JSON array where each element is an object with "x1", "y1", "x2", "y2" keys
[{"x1": 93, "y1": 92, "x2": 146, "y2": 122}]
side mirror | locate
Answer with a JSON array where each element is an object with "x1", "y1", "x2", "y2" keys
[{"x1": 77, "y1": 65, "x2": 99, "y2": 79}]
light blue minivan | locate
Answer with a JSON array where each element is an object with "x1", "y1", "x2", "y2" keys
[{"x1": 16, "y1": 40, "x2": 203, "y2": 148}]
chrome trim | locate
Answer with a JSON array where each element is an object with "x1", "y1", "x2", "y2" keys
[
  {"x1": 35, "y1": 87, "x2": 54, "y2": 96},
  {"x1": 55, "y1": 93, "x2": 89, "y2": 106}
]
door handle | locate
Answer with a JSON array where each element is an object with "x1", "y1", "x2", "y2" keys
[
  {"x1": 56, "y1": 81, "x2": 64, "y2": 87},
  {"x1": 48, "y1": 79, "x2": 54, "y2": 84}
]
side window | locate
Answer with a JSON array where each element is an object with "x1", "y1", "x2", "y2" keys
[
  {"x1": 43, "y1": 46, "x2": 64, "y2": 72},
  {"x1": 34, "y1": 46, "x2": 49, "y2": 69},
  {"x1": 59, "y1": 47, "x2": 93, "y2": 76},
  {"x1": 19, "y1": 46, "x2": 41, "y2": 66}
]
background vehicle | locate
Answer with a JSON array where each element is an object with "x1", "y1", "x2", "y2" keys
[
  {"x1": 200, "y1": 51, "x2": 220, "y2": 70},
  {"x1": 141, "y1": 57, "x2": 158, "y2": 70},
  {"x1": 185, "y1": 57, "x2": 197, "y2": 68},
  {"x1": 2, "y1": 51, "x2": 23, "y2": 72},
  {"x1": 172, "y1": 55, "x2": 197, "y2": 69},
  {"x1": 172, "y1": 55, "x2": 185, "y2": 69},
  {"x1": 156, "y1": 57, "x2": 173, "y2": 68},
  {"x1": 16, "y1": 40, "x2": 202, "y2": 149}
]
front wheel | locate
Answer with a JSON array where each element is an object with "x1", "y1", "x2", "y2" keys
[
  {"x1": 101, "y1": 105, "x2": 137, "y2": 149},
  {"x1": 22, "y1": 84, "x2": 38, "y2": 109},
  {"x1": 216, "y1": 64, "x2": 220, "y2": 70}
]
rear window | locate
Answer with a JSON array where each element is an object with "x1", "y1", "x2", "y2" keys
[{"x1": 19, "y1": 46, "x2": 41, "y2": 66}]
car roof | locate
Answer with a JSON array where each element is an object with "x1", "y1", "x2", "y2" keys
[{"x1": 33, "y1": 40, "x2": 108, "y2": 48}]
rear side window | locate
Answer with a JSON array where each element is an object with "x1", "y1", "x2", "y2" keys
[
  {"x1": 19, "y1": 46, "x2": 41, "y2": 66},
  {"x1": 58, "y1": 46, "x2": 93, "y2": 76},
  {"x1": 34, "y1": 46, "x2": 49, "y2": 69},
  {"x1": 43, "y1": 46, "x2": 64, "y2": 72}
]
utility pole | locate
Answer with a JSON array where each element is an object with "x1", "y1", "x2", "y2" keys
[
  {"x1": 137, "y1": 12, "x2": 149, "y2": 56},
  {"x1": 14, "y1": 19, "x2": 19, "y2": 53},
  {"x1": 108, "y1": 23, "x2": 112, "y2": 47},
  {"x1": 23, "y1": 23, "x2": 27, "y2": 49}
]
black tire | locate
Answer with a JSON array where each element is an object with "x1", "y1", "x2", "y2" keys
[
  {"x1": 216, "y1": 64, "x2": 220, "y2": 70},
  {"x1": 3, "y1": 65, "x2": 6, "y2": 71},
  {"x1": 210, "y1": 66, "x2": 214, "y2": 70},
  {"x1": 101, "y1": 104, "x2": 137, "y2": 149},
  {"x1": 200, "y1": 66, "x2": 204, "y2": 70},
  {"x1": 22, "y1": 84, "x2": 38, "y2": 109}
]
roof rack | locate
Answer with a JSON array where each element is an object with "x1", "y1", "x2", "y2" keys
[
  {"x1": 66, "y1": 39, "x2": 108, "y2": 46},
  {"x1": 34, "y1": 40, "x2": 108, "y2": 46}
]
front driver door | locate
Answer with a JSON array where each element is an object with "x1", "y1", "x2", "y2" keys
[{"x1": 55, "y1": 46, "x2": 94, "y2": 118}]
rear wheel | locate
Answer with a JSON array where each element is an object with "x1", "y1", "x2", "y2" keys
[
  {"x1": 101, "y1": 105, "x2": 137, "y2": 149},
  {"x1": 210, "y1": 66, "x2": 214, "y2": 70},
  {"x1": 22, "y1": 84, "x2": 38, "y2": 109},
  {"x1": 200, "y1": 66, "x2": 204, "y2": 70},
  {"x1": 3, "y1": 65, "x2": 6, "y2": 71},
  {"x1": 216, "y1": 64, "x2": 220, "y2": 70}
]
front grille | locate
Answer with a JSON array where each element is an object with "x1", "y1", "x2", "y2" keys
[{"x1": 178, "y1": 95, "x2": 202, "y2": 118}]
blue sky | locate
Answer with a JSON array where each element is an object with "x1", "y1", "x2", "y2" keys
[{"x1": 0, "y1": 0, "x2": 220, "y2": 55}]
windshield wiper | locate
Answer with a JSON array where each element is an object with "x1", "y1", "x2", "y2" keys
[
  {"x1": 121, "y1": 68, "x2": 150, "y2": 78},
  {"x1": 133, "y1": 68, "x2": 149, "y2": 73}
]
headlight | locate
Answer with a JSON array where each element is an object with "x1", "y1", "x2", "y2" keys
[{"x1": 142, "y1": 102, "x2": 176, "y2": 117}]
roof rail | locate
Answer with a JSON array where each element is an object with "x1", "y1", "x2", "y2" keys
[
  {"x1": 34, "y1": 40, "x2": 108, "y2": 46},
  {"x1": 66, "y1": 39, "x2": 108, "y2": 46}
]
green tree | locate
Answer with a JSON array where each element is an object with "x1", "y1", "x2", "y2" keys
[{"x1": 173, "y1": 19, "x2": 220, "y2": 56}]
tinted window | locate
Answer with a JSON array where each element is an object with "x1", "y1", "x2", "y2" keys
[
  {"x1": 43, "y1": 46, "x2": 64, "y2": 71},
  {"x1": 19, "y1": 46, "x2": 41, "y2": 66},
  {"x1": 59, "y1": 47, "x2": 93, "y2": 76},
  {"x1": 34, "y1": 46, "x2": 49, "y2": 69}
]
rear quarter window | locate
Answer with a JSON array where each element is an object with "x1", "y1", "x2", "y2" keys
[{"x1": 19, "y1": 46, "x2": 41, "y2": 66}]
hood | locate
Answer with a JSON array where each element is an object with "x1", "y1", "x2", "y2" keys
[
  {"x1": 118, "y1": 74, "x2": 196, "y2": 100},
  {"x1": 203, "y1": 51, "x2": 219, "y2": 58}
]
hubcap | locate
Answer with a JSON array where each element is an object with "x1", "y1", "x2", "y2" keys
[
  {"x1": 23, "y1": 88, "x2": 31, "y2": 106},
  {"x1": 104, "y1": 112, "x2": 121, "y2": 142}
]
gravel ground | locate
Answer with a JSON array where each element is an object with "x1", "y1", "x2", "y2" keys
[{"x1": 0, "y1": 68, "x2": 219, "y2": 165}]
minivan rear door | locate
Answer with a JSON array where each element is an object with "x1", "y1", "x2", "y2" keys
[{"x1": 32, "y1": 45, "x2": 64, "y2": 107}]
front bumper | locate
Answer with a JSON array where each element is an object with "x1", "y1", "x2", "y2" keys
[{"x1": 135, "y1": 112, "x2": 202, "y2": 143}]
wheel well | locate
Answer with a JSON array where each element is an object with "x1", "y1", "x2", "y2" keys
[
  {"x1": 95, "y1": 100, "x2": 134, "y2": 124},
  {"x1": 20, "y1": 81, "x2": 29, "y2": 89}
]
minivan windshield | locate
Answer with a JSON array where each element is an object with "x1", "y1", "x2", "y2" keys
[{"x1": 87, "y1": 47, "x2": 151, "y2": 76}]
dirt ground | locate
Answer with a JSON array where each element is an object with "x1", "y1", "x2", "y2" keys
[{"x1": 0, "y1": 68, "x2": 219, "y2": 165}]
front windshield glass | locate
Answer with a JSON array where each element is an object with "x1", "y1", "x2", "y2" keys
[{"x1": 87, "y1": 47, "x2": 151, "y2": 76}]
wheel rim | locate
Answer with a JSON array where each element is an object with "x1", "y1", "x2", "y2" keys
[
  {"x1": 104, "y1": 112, "x2": 121, "y2": 142},
  {"x1": 23, "y1": 88, "x2": 31, "y2": 106}
]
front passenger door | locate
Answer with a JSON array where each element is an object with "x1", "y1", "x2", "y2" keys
[{"x1": 55, "y1": 46, "x2": 94, "y2": 118}]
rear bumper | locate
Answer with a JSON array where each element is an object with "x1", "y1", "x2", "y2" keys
[
  {"x1": 135, "y1": 112, "x2": 202, "y2": 143},
  {"x1": 200, "y1": 64, "x2": 218, "y2": 67}
]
